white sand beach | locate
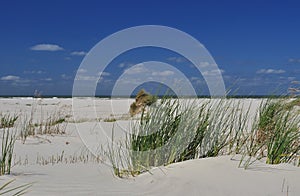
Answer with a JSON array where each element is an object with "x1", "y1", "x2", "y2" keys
[{"x1": 0, "y1": 98, "x2": 299, "y2": 196}]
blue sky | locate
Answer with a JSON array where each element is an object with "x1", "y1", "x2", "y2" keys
[{"x1": 1, "y1": 0, "x2": 300, "y2": 96}]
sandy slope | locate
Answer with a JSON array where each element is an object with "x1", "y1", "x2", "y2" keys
[
  {"x1": 1, "y1": 98, "x2": 299, "y2": 196},
  {"x1": 10, "y1": 156, "x2": 300, "y2": 196}
]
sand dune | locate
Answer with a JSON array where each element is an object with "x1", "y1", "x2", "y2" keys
[{"x1": 0, "y1": 98, "x2": 299, "y2": 195}]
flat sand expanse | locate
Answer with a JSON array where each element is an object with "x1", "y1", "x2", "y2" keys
[{"x1": 0, "y1": 98, "x2": 299, "y2": 196}]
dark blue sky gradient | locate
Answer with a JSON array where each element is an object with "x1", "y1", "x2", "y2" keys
[{"x1": 1, "y1": 0, "x2": 300, "y2": 96}]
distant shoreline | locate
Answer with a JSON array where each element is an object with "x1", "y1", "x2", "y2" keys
[{"x1": 0, "y1": 95, "x2": 295, "y2": 99}]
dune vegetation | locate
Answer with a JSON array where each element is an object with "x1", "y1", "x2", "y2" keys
[
  {"x1": 129, "y1": 89, "x2": 157, "y2": 116},
  {"x1": 1, "y1": 95, "x2": 299, "y2": 182},
  {"x1": 107, "y1": 95, "x2": 300, "y2": 177},
  {"x1": 1, "y1": 100, "x2": 70, "y2": 177}
]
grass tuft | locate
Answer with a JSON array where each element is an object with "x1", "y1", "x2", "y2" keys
[
  {"x1": 0, "y1": 114, "x2": 18, "y2": 129},
  {"x1": 0, "y1": 127, "x2": 16, "y2": 175},
  {"x1": 103, "y1": 118, "x2": 117, "y2": 122},
  {"x1": 106, "y1": 98, "x2": 253, "y2": 177},
  {"x1": 0, "y1": 179, "x2": 32, "y2": 196},
  {"x1": 239, "y1": 98, "x2": 300, "y2": 168}
]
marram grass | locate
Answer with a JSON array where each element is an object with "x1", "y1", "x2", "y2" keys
[
  {"x1": 107, "y1": 98, "x2": 252, "y2": 177},
  {"x1": 1, "y1": 127, "x2": 16, "y2": 176},
  {"x1": 0, "y1": 179, "x2": 32, "y2": 196},
  {"x1": 239, "y1": 98, "x2": 300, "y2": 168},
  {"x1": 105, "y1": 97, "x2": 300, "y2": 177}
]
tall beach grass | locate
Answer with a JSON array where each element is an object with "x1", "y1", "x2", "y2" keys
[
  {"x1": 106, "y1": 96, "x2": 300, "y2": 177},
  {"x1": 239, "y1": 98, "x2": 300, "y2": 168},
  {"x1": 1, "y1": 126, "x2": 16, "y2": 175}
]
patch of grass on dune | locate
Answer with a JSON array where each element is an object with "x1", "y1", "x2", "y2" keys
[
  {"x1": 1, "y1": 126, "x2": 16, "y2": 175},
  {"x1": 105, "y1": 96, "x2": 300, "y2": 177},
  {"x1": 240, "y1": 98, "x2": 300, "y2": 168},
  {"x1": 261, "y1": 99, "x2": 300, "y2": 165},
  {"x1": 0, "y1": 114, "x2": 18, "y2": 129},
  {"x1": 103, "y1": 118, "x2": 117, "y2": 122},
  {"x1": 19, "y1": 101, "x2": 69, "y2": 143},
  {"x1": 107, "y1": 97, "x2": 252, "y2": 177}
]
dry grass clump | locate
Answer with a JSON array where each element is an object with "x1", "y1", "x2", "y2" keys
[
  {"x1": 19, "y1": 101, "x2": 70, "y2": 143},
  {"x1": 0, "y1": 114, "x2": 18, "y2": 129},
  {"x1": 103, "y1": 117, "x2": 117, "y2": 122},
  {"x1": 36, "y1": 109, "x2": 68, "y2": 135},
  {"x1": 35, "y1": 150, "x2": 102, "y2": 166},
  {"x1": 129, "y1": 89, "x2": 157, "y2": 116},
  {"x1": 0, "y1": 99, "x2": 71, "y2": 177}
]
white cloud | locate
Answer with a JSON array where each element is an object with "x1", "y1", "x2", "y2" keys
[
  {"x1": 167, "y1": 57, "x2": 186, "y2": 63},
  {"x1": 119, "y1": 63, "x2": 126, "y2": 68},
  {"x1": 202, "y1": 69, "x2": 225, "y2": 77},
  {"x1": 1, "y1": 75, "x2": 20, "y2": 81},
  {"x1": 190, "y1": 77, "x2": 204, "y2": 84},
  {"x1": 24, "y1": 70, "x2": 45, "y2": 74},
  {"x1": 289, "y1": 58, "x2": 300, "y2": 63},
  {"x1": 75, "y1": 75, "x2": 98, "y2": 81},
  {"x1": 291, "y1": 80, "x2": 300, "y2": 84},
  {"x1": 77, "y1": 68, "x2": 87, "y2": 73},
  {"x1": 287, "y1": 77, "x2": 296, "y2": 81},
  {"x1": 30, "y1": 44, "x2": 64, "y2": 51},
  {"x1": 197, "y1": 62, "x2": 211, "y2": 68},
  {"x1": 256, "y1": 69, "x2": 285, "y2": 74},
  {"x1": 61, "y1": 74, "x2": 71, "y2": 80},
  {"x1": 124, "y1": 63, "x2": 147, "y2": 75},
  {"x1": 71, "y1": 51, "x2": 87, "y2": 56},
  {"x1": 152, "y1": 70, "x2": 174, "y2": 76},
  {"x1": 44, "y1": 78, "x2": 52, "y2": 81},
  {"x1": 118, "y1": 62, "x2": 134, "y2": 68},
  {"x1": 98, "y1": 72, "x2": 110, "y2": 76},
  {"x1": 190, "y1": 77, "x2": 200, "y2": 81},
  {"x1": 11, "y1": 79, "x2": 32, "y2": 87}
]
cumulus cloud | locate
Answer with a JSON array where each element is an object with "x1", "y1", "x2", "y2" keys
[
  {"x1": 256, "y1": 69, "x2": 285, "y2": 74},
  {"x1": 202, "y1": 69, "x2": 225, "y2": 77},
  {"x1": 77, "y1": 68, "x2": 87, "y2": 73},
  {"x1": 74, "y1": 69, "x2": 110, "y2": 82},
  {"x1": 119, "y1": 63, "x2": 126, "y2": 68},
  {"x1": 287, "y1": 77, "x2": 296, "y2": 81},
  {"x1": 288, "y1": 58, "x2": 300, "y2": 63},
  {"x1": 167, "y1": 57, "x2": 186, "y2": 63},
  {"x1": 61, "y1": 74, "x2": 71, "y2": 80},
  {"x1": 30, "y1": 44, "x2": 64, "y2": 51},
  {"x1": 1, "y1": 75, "x2": 20, "y2": 81},
  {"x1": 190, "y1": 76, "x2": 205, "y2": 84},
  {"x1": 71, "y1": 51, "x2": 87, "y2": 56},
  {"x1": 152, "y1": 70, "x2": 174, "y2": 76},
  {"x1": 118, "y1": 62, "x2": 134, "y2": 68},
  {"x1": 75, "y1": 75, "x2": 98, "y2": 81},
  {"x1": 124, "y1": 63, "x2": 147, "y2": 75},
  {"x1": 98, "y1": 72, "x2": 110, "y2": 76},
  {"x1": 197, "y1": 62, "x2": 211, "y2": 68},
  {"x1": 24, "y1": 70, "x2": 45, "y2": 74},
  {"x1": 44, "y1": 78, "x2": 52, "y2": 81},
  {"x1": 190, "y1": 77, "x2": 200, "y2": 81}
]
